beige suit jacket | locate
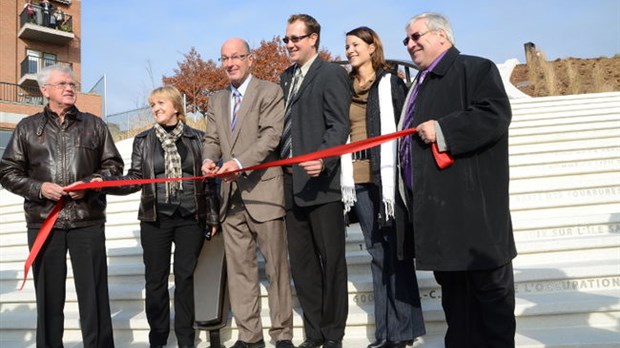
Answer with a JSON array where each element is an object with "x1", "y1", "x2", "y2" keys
[{"x1": 202, "y1": 77, "x2": 285, "y2": 223}]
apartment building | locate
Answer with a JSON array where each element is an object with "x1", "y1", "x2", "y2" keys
[{"x1": 0, "y1": 0, "x2": 101, "y2": 156}]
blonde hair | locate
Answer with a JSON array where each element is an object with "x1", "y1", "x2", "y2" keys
[{"x1": 148, "y1": 86, "x2": 186, "y2": 123}]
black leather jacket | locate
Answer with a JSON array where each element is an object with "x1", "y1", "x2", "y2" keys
[
  {"x1": 105, "y1": 125, "x2": 219, "y2": 228},
  {"x1": 0, "y1": 106, "x2": 124, "y2": 229}
]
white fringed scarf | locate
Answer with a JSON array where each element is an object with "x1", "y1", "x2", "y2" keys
[{"x1": 341, "y1": 74, "x2": 397, "y2": 218}]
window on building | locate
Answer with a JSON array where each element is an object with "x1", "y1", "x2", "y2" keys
[
  {"x1": 0, "y1": 130, "x2": 13, "y2": 158},
  {"x1": 26, "y1": 49, "x2": 57, "y2": 75}
]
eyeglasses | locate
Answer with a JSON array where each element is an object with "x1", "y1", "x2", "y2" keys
[
  {"x1": 402, "y1": 30, "x2": 432, "y2": 46},
  {"x1": 218, "y1": 54, "x2": 249, "y2": 63},
  {"x1": 282, "y1": 34, "x2": 311, "y2": 44},
  {"x1": 45, "y1": 81, "x2": 79, "y2": 90}
]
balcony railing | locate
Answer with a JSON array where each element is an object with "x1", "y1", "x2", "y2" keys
[
  {"x1": 19, "y1": 4, "x2": 74, "y2": 44},
  {"x1": 19, "y1": 57, "x2": 72, "y2": 87},
  {"x1": 0, "y1": 82, "x2": 45, "y2": 107}
]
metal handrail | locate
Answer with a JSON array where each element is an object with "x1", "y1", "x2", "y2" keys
[
  {"x1": 19, "y1": 57, "x2": 73, "y2": 85},
  {"x1": 0, "y1": 82, "x2": 45, "y2": 106},
  {"x1": 335, "y1": 59, "x2": 419, "y2": 87},
  {"x1": 20, "y1": 3, "x2": 73, "y2": 33}
]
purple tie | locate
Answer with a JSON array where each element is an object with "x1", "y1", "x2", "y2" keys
[{"x1": 400, "y1": 71, "x2": 427, "y2": 190}]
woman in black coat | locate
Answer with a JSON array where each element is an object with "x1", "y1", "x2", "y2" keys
[{"x1": 106, "y1": 86, "x2": 219, "y2": 348}]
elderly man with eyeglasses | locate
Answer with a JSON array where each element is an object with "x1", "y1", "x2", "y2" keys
[
  {"x1": 201, "y1": 38, "x2": 294, "y2": 348},
  {"x1": 0, "y1": 64, "x2": 123, "y2": 347},
  {"x1": 397, "y1": 12, "x2": 517, "y2": 348}
]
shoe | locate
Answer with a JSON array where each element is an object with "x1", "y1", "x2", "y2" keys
[
  {"x1": 298, "y1": 339, "x2": 323, "y2": 348},
  {"x1": 179, "y1": 345, "x2": 196, "y2": 348},
  {"x1": 231, "y1": 339, "x2": 266, "y2": 348},
  {"x1": 387, "y1": 341, "x2": 407, "y2": 348},
  {"x1": 368, "y1": 340, "x2": 388, "y2": 348},
  {"x1": 150, "y1": 346, "x2": 164, "y2": 348},
  {"x1": 323, "y1": 340, "x2": 342, "y2": 348},
  {"x1": 276, "y1": 340, "x2": 296, "y2": 348}
]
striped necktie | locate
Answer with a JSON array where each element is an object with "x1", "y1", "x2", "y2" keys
[
  {"x1": 400, "y1": 70, "x2": 427, "y2": 189},
  {"x1": 279, "y1": 68, "x2": 302, "y2": 159},
  {"x1": 231, "y1": 90, "x2": 241, "y2": 131}
]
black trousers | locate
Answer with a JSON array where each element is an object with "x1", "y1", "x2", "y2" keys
[
  {"x1": 27, "y1": 224, "x2": 114, "y2": 348},
  {"x1": 283, "y1": 173, "x2": 348, "y2": 342},
  {"x1": 434, "y1": 262, "x2": 516, "y2": 348},
  {"x1": 140, "y1": 213, "x2": 204, "y2": 346}
]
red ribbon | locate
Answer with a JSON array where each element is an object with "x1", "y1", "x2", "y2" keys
[{"x1": 19, "y1": 128, "x2": 453, "y2": 290}]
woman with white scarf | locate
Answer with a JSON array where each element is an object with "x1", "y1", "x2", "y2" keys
[
  {"x1": 342, "y1": 27, "x2": 426, "y2": 348},
  {"x1": 105, "y1": 86, "x2": 219, "y2": 348}
]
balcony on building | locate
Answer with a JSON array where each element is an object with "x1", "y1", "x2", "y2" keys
[
  {"x1": 0, "y1": 82, "x2": 45, "y2": 107},
  {"x1": 18, "y1": 4, "x2": 74, "y2": 45},
  {"x1": 19, "y1": 56, "x2": 72, "y2": 87}
]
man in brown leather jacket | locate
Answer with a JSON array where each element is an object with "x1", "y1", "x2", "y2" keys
[{"x1": 0, "y1": 64, "x2": 123, "y2": 347}]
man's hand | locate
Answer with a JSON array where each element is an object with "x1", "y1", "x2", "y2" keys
[
  {"x1": 299, "y1": 159, "x2": 324, "y2": 177},
  {"x1": 417, "y1": 120, "x2": 436, "y2": 144},
  {"x1": 89, "y1": 177, "x2": 103, "y2": 192},
  {"x1": 64, "y1": 181, "x2": 86, "y2": 200},
  {"x1": 206, "y1": 225, "x2": 219, "y2": 240},
  {"x1": 41, "y1": 182, "x2": 67, "y2": 201},
  {"x1": 216, "y1": 160, "x2": 240, "y2": 183},
  {"x1": 201, "y1": 159, "x2": 218, "y2": 175}
]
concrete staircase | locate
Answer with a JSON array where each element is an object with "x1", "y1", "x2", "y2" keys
[{"x1": 1, "y1": 91, "x2": 619, "y2": 347}]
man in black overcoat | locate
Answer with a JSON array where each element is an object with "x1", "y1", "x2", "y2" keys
[{"x1": 398, "y1": 12, "x2": 517, "y2": 348}]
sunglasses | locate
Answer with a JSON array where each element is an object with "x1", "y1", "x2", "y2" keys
[
  {"x1": 402, "y1": 30, "x2": 432, "y2": 46},
  {"x1": 282, "y1": 34, "x2": 311, "y2": 44}
]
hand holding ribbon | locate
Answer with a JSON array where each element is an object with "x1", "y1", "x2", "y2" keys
[{"x1": 18, "y1": 127, "x2": 453, "y2": 290}]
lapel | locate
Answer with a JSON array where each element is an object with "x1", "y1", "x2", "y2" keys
[
  {"x1": 290, "y1": 57, "x2": 323, "y2": 105},
  {"x1": 230, "y1": 77, "x2": 259, "y2": 150},
  {"x1": 219, "y1": 86, "x2": 234, "y2": 149}
]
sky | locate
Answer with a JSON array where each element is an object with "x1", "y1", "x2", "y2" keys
[{"x1": 81, "y1": 0, "x2": 620, "y2": 115}]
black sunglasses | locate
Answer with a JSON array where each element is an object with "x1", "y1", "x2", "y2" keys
[
  {"x1": 402, "y1": 30, "x2": 432, "y2": 46},
  {"x1": 282, "y1": 34, "x2": 311, "y2": 44}
]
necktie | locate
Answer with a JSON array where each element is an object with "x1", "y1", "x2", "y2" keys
[
  {"x1": 231, "y1": 90, "x2": 241, "y2": 131},
  {"x1": 280, "y1": 68, "x2": 303, "y2": 159},
  {"x1": 400, "y1": 71, "x2": 427, "y2": 190}
]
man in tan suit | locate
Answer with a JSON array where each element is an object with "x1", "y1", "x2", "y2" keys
[{"x1": 201, "y1": 38, "x2": 294, "y2": 348}]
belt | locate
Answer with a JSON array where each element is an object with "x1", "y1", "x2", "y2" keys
[
  {"x1": 351, "y1": 148, "x2": 370, "y2": 161},
  {"x1": 282, "y1": 165, "x2": 293, "y2": 174}
]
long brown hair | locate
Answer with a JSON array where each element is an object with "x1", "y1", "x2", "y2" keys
[{"x1": 346, "y1": 26, "x2": 392, "y2": 75}]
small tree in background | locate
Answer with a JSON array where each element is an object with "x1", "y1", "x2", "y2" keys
[
  {"x1": 162, "y1": 47, "x2": 227, "y2": 114},
  {"x1": 251, "y1": 36, "x2": 291, "y2": 83}
]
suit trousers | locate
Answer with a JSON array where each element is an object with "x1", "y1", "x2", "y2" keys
[
  {"x1": 353, "y1": 184, "x2": 426, "y2": 342},
  {"x1": 140, "y1": 213, "x2": 205, "y2": 346},
  {"x1": 27, "y1": 224, "x2": 114, "y2": 348},
  {"x1": 434, "y1": 262, "x2": 516, "y2": 348},
  {"x1": 283, "y1": 173, "x2": 349, "y2": 342},
  {"x1": 222, "y1": 186, "x2": 293, "y2": 343}
]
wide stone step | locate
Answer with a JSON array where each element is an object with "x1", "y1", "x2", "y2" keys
[
  {"x1": 1, "y1": 289, "x2": 618, "y2": 347},
  {"x1": 511, "y1": 105, "x2": 620, "y2": 125}
]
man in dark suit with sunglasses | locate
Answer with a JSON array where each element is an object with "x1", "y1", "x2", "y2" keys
[
  {"x1": 278, "y1": 13, "x2": 351, "y2": 348},
  {"x1": 398, "y1": 12, "x2": 517, "y2": 348}
]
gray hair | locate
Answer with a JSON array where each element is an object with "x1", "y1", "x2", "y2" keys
[
  {"x1": 37, "y1": 64, "x2": 75, "y2": 87},
  {"x1": 406, "y1": 12, "x2": 455, "y2": 45}
]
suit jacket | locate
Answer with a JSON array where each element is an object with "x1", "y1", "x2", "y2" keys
[
  {"x1": 279, "y1": 57, "x2": 351, "y2": 207},
  {"x1": 202, "y1": 77, "x2": 285, "y2": 223},
  {"x1": 402, "y1": 46, "x2": 517, "y2": 271}
]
